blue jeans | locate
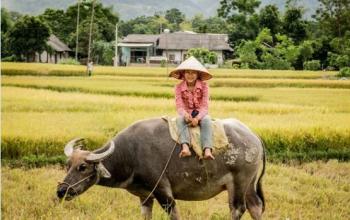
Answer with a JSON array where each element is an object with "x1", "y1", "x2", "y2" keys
[{"x1": 176, "y1": 115, "x2": 213, "y2": 149}]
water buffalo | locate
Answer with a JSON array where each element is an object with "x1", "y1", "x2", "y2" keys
[{"x1": 57, "y1": 117, "x2": 266, "y2": 220}]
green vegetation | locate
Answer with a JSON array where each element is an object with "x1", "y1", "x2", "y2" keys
[
  {"x1": 58, "y1": 58, "x2": 81, "y2": 65},
  {"x1": 2, "y1": 0, "x2": 350, "y2": 71},
  {"x1": 187, "y1": 48, "x2": 218, "y2": 64},
  {"x1": 338, "y1": 67, "x2": 350, "y2": 78},
  {"x1": 219, "y1": 0, "x2": 350, "y2": 70},
  {"x1": 4, "y1": 15, "x2": 50, "y2": 61}
]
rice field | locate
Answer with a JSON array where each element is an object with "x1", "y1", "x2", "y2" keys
[
  {"x1": 1, "y1": 62, "x2": 339, "y2": 78},
  {"x1": 1, "y1": 62, "x2": 350, "y2": 219},
  {"x1": 2, "y1": 67, "x2": 350, "y2": 162},
  {"x1": 2, "y1": 161, "x2": 349, "y2": 219}
]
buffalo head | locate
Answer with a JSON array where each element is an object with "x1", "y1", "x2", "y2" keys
[{"x1": 57, "y1": 138, "x2": 114, "y2": 200}]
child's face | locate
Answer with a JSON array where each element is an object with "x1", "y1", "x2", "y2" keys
[{"x1": 184, "y1": 70, "x2": 198, "y2": 84}]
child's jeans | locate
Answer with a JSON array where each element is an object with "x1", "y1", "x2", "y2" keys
[{"x1": 176, "y1": 115, "x2": 213, "y2": 149}]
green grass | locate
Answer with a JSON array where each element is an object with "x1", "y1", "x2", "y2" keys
[{"x1": 2, "y1": 161, "x2": 350, "y2": 219}]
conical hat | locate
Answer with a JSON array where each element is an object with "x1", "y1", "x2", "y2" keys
[{"x1": 169, "y1": 56, "x2": 212, "y2": 80}]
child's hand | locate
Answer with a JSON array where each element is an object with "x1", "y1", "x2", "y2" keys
[
  {"x1": 191, "y1": 118, "x2": 199, "y2": 127},
  {"x1": 184, "y1": 113, "x2": 192, "y2": 123}
]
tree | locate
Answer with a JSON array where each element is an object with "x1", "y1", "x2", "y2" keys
[
  {"x1": 119, "y1": 15, "x2": 169, "y2": 36},
  {"x1": 72, "y1": 19, "x2": 102, "y2": 57},
  {"x1": 298, "y1": 40, "x2": 314, "y2": 63},
  {"x1": 236, "y1": 28, "x2": 301, "y2": 70},
  {"x1": 67, "y1": 1, "x2": 119, "y2": 58},
  {"x1": 327, "y1": 31, "x2": 350, "y2": 69},
  {"x1": 179, "y1": 20, "x2": 193, "y2": 31},
  {"x1": 259, "y1": 5, "x2": 281, "y2": 36},
  {"x1": 275, "y1": 34, "x2": 300, "y2": 66},
  {"x1": 218, "y1": 0, "x2": 261, "y2": 47},
  {"x1": 39, "y1": 8, "x2": 70, "y2": 42},
  {"x1": 236, "y1": 40, "x2": 258, "y2": 68},
  {"x1": 165, "y1": 8, "x2": 185, "y2": 30},
  {"x1": 192, "y1": 15, "x2": 228, "y2": 34},
  {"x1": 132, "y1": 23, "x2": 154, "y2": 34},
  {"x1": 310, "y1": 36, "x2": 331, "y2": 68},
  {"x1": 191, "y1": 14, "x2": 206, "y2": 32},
  {"x1": 9, "y1": 10, "x2": 22, "y2": 22},
  {"x1": 6, "y1": 15, "x2": 50, "y2": 61},
  {"x1": 314, "y1": 0, "x2": 350, "y2": 38},
  {"x1": 92, "y1": 40, "x2": 114, "y2": 65},
  {"x1": 282, "y1": 7, "x2": 307, "y2": 44},
  {"x1": 1, "y1": 8, "x2": 13, "y2": 58},
  {"x1": 1, "y1": 8, "x2": 13, "y2": 34}
]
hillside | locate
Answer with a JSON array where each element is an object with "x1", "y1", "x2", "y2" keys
[{"x1": 3, "y1": 0, "x2": 319, "y2": 20}]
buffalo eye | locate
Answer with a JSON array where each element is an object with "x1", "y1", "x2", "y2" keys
[{"x1": 77, "y1": 164, "x2": 87, "y2": 172}]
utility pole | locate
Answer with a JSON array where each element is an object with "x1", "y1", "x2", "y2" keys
[
  {"x1": 75, "y1": 0, "x2": 80, "y2": 61},
  {"x1": 164, "y1": 29, "x2": 170, "y2": 75},
  {"x1": 87, "y1": 0, "x2": 95, "y2": 75},
  {"x1": 114, "y1": 23, "x2": 118, "y2": 67}
]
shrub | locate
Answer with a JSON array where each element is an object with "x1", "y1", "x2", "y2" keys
[
  {"x1": 160, "y1": 59, "x2": 166, "y2": 67},
  {"x1": 328, "y1": 53, "x2": 350, "y2": 69},
  {"x1": 337, "y1": 67, "x2": 350, "y2": 77},
  {"x1": 261, "y1": 53, "x2": 292, "y2": 70},
  {"x1": 303, "y1": 60, "x2": 321, "y2": 70},
  {"x1": 186, "y1": 48, "x2": 218, "y2": 64},
  {"x1": 58, "y1": 58, "x2": 80, "y2": 65},
  {"x1": 1, "y1": 55, "x2": 17, "y2": 62}
]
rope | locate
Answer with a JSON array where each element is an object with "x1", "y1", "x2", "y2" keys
[
  {"x1": 58, "y1": 171, "x2": 99, "y2": 201},
  {"x1": 141, "y1": 123, "x2": 189, "y2": 205}
]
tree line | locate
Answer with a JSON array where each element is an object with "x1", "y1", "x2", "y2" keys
[{"x1": 1, "y1": 0, "x2": 350, "y2": 71}]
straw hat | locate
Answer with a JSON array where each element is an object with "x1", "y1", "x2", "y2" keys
[{"x1": 169, "y1": 56, "x2": 212, "y2": 80}]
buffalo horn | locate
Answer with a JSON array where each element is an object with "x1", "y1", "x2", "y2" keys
[
  {"x1": 64, "y1": 138, "x2": 85, "y2": 157},
  {"x1": 86, "y1": 141, "x2": 115, "y2": 162}
]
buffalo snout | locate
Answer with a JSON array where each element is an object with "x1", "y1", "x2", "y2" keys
[
  {"x1": 57, "y1": 187, "x2": 67, "y2": 199},
  {"x1": 57, "y1": 184, "x2": 75, "y2": 200}
]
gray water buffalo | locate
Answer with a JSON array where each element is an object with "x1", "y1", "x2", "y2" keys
[{"x1": 57, "y1": 117, "x2": 266, "y2": 220}]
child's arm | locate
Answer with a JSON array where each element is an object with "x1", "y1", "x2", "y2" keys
[
  {"x1": 175, "y1": 85, "x2": 188, "y2": 117},
  {"x1": 196, "y1": 82, "x2": 209, "y2": 120}
]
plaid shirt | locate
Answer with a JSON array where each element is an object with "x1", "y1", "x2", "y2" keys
[{"x1": 175, "y1": 80, "x2": 209, "y2": 120}]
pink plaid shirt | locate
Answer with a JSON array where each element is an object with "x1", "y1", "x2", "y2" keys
[{"x1": 175, "y1": 80, "x2": 209, "y2": 120}]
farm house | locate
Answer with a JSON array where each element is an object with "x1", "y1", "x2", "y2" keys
[
  {"x1": 35, "y1": 35, "x2": 72, "y2": 64},
  {"x1": 118, "y1": 32, "x2": 233, "y2": 66}
]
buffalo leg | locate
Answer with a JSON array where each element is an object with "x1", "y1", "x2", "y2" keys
[
  {"x1": 246, "y1": 179, "x2": 263, "y2": 220},
  {"x1": 153, "y1": 186, "x2": 180, "y2": 220},
  {"x1": 140, "y1": 197, "x2": 154, "y2": 220},
  {"x1": 229, "y1": 173, "x2": 248, "y2": 220}
]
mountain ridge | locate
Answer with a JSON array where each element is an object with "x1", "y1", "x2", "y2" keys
[{"x1": 2, "y1": 0, "x2": 319, "y2": 20}]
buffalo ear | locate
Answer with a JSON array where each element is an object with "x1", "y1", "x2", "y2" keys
[{"x1": 96, "y1": 163, "x2": 111, "y2": 178}]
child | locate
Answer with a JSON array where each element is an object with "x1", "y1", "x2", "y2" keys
[{"x1": 169, "y1": 56, "x2": 214, "y2": 160}]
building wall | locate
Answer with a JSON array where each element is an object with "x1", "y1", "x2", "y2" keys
[
  {"x1": 35, "y1": 51, "x2": 69, "y2": 64},
  {"x1": 212, "y1": 50, "x2": 224, "y2": 65},
  {"x1": 162, "y1": 49, "x2": 225, "y2": 64},
  {"x1": 162, "y1": 50, "x2": 185, "y2": 64},
  {"x1": 120, "y1": 47, "x2": 131, "y2": 65}
]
